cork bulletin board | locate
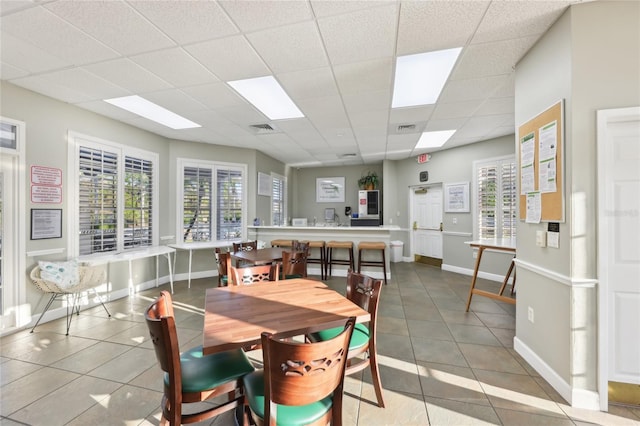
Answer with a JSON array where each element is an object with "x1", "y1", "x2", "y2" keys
[{"x1": 518, "y1": 100, "x2": 564, "y2": 222}]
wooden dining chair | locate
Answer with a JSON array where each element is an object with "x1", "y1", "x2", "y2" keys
[
  {"x1": 215, "y1": 248, "x2": 232, "y2": 287},
  {"x1": 242, "y1": 317, "x2": 356, "y2": 426},
  {"x1": 145, "y1": 291, "x2": 255, "y2": 426},
  {"x1": 230, "y1": 264, "x2": 279, "y2": 286},
  {"x1": 233, "y1": 240, "x2": 258, "y2": 252},
  {"x1": 307, "y1": 271, "x2": 385, "y2": 408},
  {"x1": 281, "y1": 250, "x2": 308, "y2": 280},
  {"x1": 291, "y1": 240, "x2": 310, "y2": 255}
]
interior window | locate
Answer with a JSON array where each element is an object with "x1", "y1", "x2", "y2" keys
[{"x1": 474, "y1": 156, "x2": 517, "y2": 239}]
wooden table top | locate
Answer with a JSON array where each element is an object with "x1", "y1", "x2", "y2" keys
[
  {"x1": 231, "y1": 247, "x2": 285, "y2": 265},
  {"x1": 202, "y1": 278, "x2": 370, "y2": 355}
]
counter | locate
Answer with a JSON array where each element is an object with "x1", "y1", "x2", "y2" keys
[{"x1": 248, "y1": 225, "x2": 400, "y2": 279}]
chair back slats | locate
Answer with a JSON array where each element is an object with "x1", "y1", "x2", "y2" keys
[
  {"x1": 231, "y1": 264, "x2": 279, "y2": 285},
  {"x1": 233, "y1": 241, "x2": 258, "y2": 252},
  {"x1": 346, "y1": 270, "x2": 381, "y2": 318},
  {"x1": 261, "y1": 317, "x2": 355, "y2": 421},
  {"x1": 281, "y1": 250, "x2": 308, "y2": 278}
]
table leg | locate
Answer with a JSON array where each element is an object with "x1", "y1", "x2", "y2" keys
[
  {"x1": 167, "y1": 253, "x2": 174, "y2": 294},
  {"x1": 465, "y1": 247, "x2": 485, "y2": 312},
  {"x1": 498, "y1": 258, "x2": 516, "y2": 296},
  {"x1": 188, "y1": 249, "x2": 193, "y2": 288}
]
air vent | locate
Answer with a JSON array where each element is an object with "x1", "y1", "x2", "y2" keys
[
  {"x1": 397, "y1": 124, "x2": 416, "y2": 132},
  {"x1": 249, "y1": 123, "x2": 279, "y2": 134}
]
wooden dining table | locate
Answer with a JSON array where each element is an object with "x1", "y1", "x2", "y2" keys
[
  {"x1": 202, "y1": 278, "x2": 370, "y2": 355},
  {"x1": 231, "y1": 246, "x2": 285, "y2": 267}
]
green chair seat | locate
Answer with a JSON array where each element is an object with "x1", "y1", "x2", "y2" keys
[
  {"x1": 164, "y1": 346, "x2": 254, "y2": 394},
  {"x1": 221, "y1": 275, "x2": 228, "y2": 285},
  {"x1": 309, "y1": 323, "x2": 369, "y2": 351},
  {"x1": 284, "y1": 274, "x2": 304, "y2": 280},
  {"x1": 243, "y1": 370, "x2": 332, "y2": 425}
]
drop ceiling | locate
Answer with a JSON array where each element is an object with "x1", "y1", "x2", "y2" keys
[{"x1": 0, "y1": 0, "x2": 579, "y2": 167}]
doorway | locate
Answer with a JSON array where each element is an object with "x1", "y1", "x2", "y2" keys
[
  {"x1": 410, "y1": 185, "x2": 443, "y2": 267},
  {"x1": 597, "y1": 106, "x2": 640, "y2": 410}
]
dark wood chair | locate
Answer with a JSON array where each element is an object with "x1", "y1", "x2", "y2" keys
[
  {"x1": 145, "y1": 291, "x2": 254, "y2": 425},
  {"x1": 215, "y1": 248, "x2": 232, "y2": 287},
  {"x1": 307, "y1": 271, "x2": 385, "y2": 408},
  {"x1": 291, "y1": 240, "x2": 310, "y2": 255},
  {"x1": 233, "y1": 240, "x2": 258, "y2": 252},
  {"x1": 230, "y1": 264, "x2": 279, "y2": 286},
  {"x1": 281, "y1": 250, "x2": 308, "y2": 280},
  {"x1": 242, "y1": 317, "x2": 356, "y2": 426}
]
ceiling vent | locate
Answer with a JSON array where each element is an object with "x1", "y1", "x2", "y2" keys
[
  {"x1": 397, "y1": 124, "x2": 416, "y2": 132},
  {"x1": 249, "y1": 123, "x2": 279, "y2": 134}
]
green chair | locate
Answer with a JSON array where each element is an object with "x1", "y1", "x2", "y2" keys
[
  {"x1": 308, "y1": 271, "x2": 385, "y2": 408},
  {"x1": 242, "y1": 317, "x2": 355, "y2": 426},
  {"x1": 281, "y1": 250, "x2": 308, "y2": 280},
  {"x1": 145, "y1": 291, "x2": 254, "y2": 425},
  {"x1": 215, "y1": 248, "x2": 232, "y2": 286}
]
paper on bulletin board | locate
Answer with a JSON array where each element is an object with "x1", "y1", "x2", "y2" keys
[
  {"x1": 538, "y1": 121, "x2": 557, "y2": 193},
  {"x1": 520, "y1": 132, "x2": 535, "y2": 194},
  {"x1": 526, "y1": 191, "x2": 541, "y2": 223}
]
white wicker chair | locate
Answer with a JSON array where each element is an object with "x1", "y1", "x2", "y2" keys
[{"x1": 30, "y1": 265, "x2": 111, "y2": 335}]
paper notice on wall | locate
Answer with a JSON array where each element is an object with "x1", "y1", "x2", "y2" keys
[
  {"x1": 526, "y1": 191, "x2": 541, "y2": 223},
  {"x1": 520, "y1": 132, "x2": 535, "y2": 194},
  {"x1": 538, "y1": 121, "x2": 557, "y2": 193}
]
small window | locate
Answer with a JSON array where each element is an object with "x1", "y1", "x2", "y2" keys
[
  {"x1": 271, "y1": 173, "x2": 286, "y2": 226},
  {"x1": 474, "y1": 156, "x2": 517, "y2": 239}
]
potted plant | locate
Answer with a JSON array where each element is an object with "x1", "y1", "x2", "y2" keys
[{"x1": 358, "y1": 171, "x2": 379, "y2": 190}]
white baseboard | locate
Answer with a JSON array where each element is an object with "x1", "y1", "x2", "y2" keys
[
  {"x1": 514, "y1": 337, "x2": 600, "y2": 410},
  {"x1": 442, "y1": 263, "x2": 514, "y2": 284}
]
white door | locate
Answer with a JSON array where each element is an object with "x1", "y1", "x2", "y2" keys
[
  {"x1": 412, "y1": 186, "x2": 443, "y2": 259},
  {"x1": 597, "y1": 106, "x2": 640, "y2": 410}
]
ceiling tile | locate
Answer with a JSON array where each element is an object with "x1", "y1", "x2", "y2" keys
[
  {"x1": 44, "y1": 1, "x2": 175, "y2": 56},
  {"x1": 0, "y1": 32, "x2": 70, "y2": 74},
  {"x1": 0, "y1": 61, "x2": 28, "y2": 80},
  {"x1": 25, "y1": 68, "x2": 128, "y2": 101},
  {"x1": 310, "y1": 1, "x2": 391, "y2": 18},
  {"x1": 84, "y1": 59, "x2": 172, "y2": 94},
  {"x1": 297, "y1": 95, "x2": 349, "y2": 128},
  {"x1": 348, "y1": 109, "x2": 389, "y2": 129},
  {"x1": 185, "y1": 35, "x2": 270, "y2": 81},
  {"x1": 11, "y1": 75, "x2": 94, "y2": 104},
  {"x1": 389, "y1": 105, "x2": 435, "y2": 124},
  {"x1": 333, "y1": 58, "x2": 393, "y2": 95},
  {"x1": 317, "y1": 4, "x2": 398, "y2": 65},
  {"x1": 219, "y1": 0, "x2": 312, "y2": 32},
  {"x1": 396, "y1": 1, "x2": 489, "y2": 56},
  {"x1": 388, "y1": 133, "x2": 420, "y2": 148},
  {"x1": 440, "y1": 74, "x2": 512, "y2": 103},
  {"x1": 452, "y1": 35, "x2": 540, "y2": 80},
  {"x1": 475, "y1": 97, "x2": 515, "y2": 116},
  {"x1": 1, "y1": 6, "x2": 118, "y2": 65},
  {"x1": 131, "y1": 47, "x2": 218, "y2": 88},
  {"x1": 216, "y1": 104, "x2": 269, "y2": 127},
  {"x1": 431, "y1": 100, "x2": 484, "y2": 120},
  {"x1": 342, "y1": 90, "x2": 391, "y2": 114},
  {"x1": 424, "y1": 117, "x2": 469, "y2": 133},
  {"x1": 129, "y1": 0, "x2": 239, "y2": 44},
  {"x1": 247, "y1": 21, "x2": 328, "y2": 74},
  {"x1": 143, "y1": 89, "x2": 208, "y2": 115},
  {"x1": 473, "y1": 1, "x2": 572, "y2": 44},
  {"x1": 277, "y1": 67, "x2": 339, "y2": 100},
  {"x1": 180, "y1": 82, "x2": 246, "y2": 110}
]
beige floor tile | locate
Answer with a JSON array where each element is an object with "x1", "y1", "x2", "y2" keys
[
  {"x1": 358, "y1": 389, "x2": 429, "y2": 426},
  {"x1": 489, "y1": 327, "x2": 516, "y2": 348},
  {"x1": 376, "y1": 333, "x2": 415, "y2": 362},
  {"x1": 377, "y1": 316, "x2": 410, "y2": 336},
  {"x1": 7, "y1": 334, "x2": 97, "y2": 366},
  {"x1": 411, "y1": 337, "x2": 468, "y2": 367},
  {"x1": 417, "y1": 361, "x2": 491, "y2": 406},
  {"x1": 447, "y1": 323, "x2": 502, "y2": 346},
  {"x1": 88, "y1": 346, "x2": 157, "y2": 383},
  {"x1": 475, "y1": 311, "x2": 516, "y2": 329},
  {"x1": 495, "y1": 407, "x2": 576, "y2": 425},
  {"x1": 50, "y1": 341, "x2": 131, "y2": 374},
  {"x1": 559, "y1": 403, "x2": 640, "y2": 425},
  {"x1": 407, "y1": 318, "x2": 453, "y2": 341},
  {"x1": 438, "y1": 309, "x2": 484, "y2": 326},
  {"x1": 0, "y1": 359, "x2": 44, "y2": 387},
  {"x1": 424, "y1": 396, "x2": 501, "y2": 425},
  {"x1": 458, "y1": 343, "x2": 528, "y2": 375}
]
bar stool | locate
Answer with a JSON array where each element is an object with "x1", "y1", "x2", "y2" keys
[
  {"x1": 270, "y1": 239, "x2": 293, "y2": 248},
  {"x1": 357, "y1": 241, "x2": 387, "y2": 285},
  {"x1": 326, "y1": 241, "x2": 355, "y2": 278},
  {"x1": 302, "y1": 240, "x2": 326, "y2": 279}
]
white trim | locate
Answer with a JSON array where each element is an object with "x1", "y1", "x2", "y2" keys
[
  {"x1": 27, "y1": 248, "x2": 66, "y2": 257},
  {"x1": 442, "y1": 231, "x2": 473, "y2": 237},
  {"x1": 0, "y1": 116, "x2": 26, "y2": 331},
  {"x1": 514, "y1": 258, "x2": 597, "y2": 288},
  {"x1": 441, "y1": 263, "x2": 515, "y2": 284},
  {"x1": 514, "y1": 337, "x2": 600, "y2": 410},
  {"x1": 596, "y1": 105, "x2": 640, "y2": 411}
]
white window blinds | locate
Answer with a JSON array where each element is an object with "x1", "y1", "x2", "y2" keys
[
  {"x1": 124, "y1": 156, "x2": 153, "y2": 248},
  {"x1": 183, "y1": 166, "x2": 212, "y2": 242},
  {"x1": 271, "y1": 174, "x2": 286, "y2": 226},
  {"x1": 217, "y1": 168, "x2": 243, "y2": 240},
  {"x1": 475, "y1": 156, "x2": 517, "y2": 239}
]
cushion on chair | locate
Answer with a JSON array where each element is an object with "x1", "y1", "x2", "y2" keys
[
  {"x1": 165, "y1": 346, "x2": 254, "y2": 394},
  {"x1": 308, "y1": 323, "x2": 369, "y2": 351},
  {"x1": 284, "y1": 274, "x2": 304, "y2": 280},
  {"x1": 221, "y1": 275, "x2": 228, "y2": 285},
  {"x1": 38, "y1": 260, "x2": 79, "y2": 290},
  {"x1": 243, "y1": 370, "x2": 332, "y2": 425}
]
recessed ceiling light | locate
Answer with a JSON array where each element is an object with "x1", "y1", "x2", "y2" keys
[
  {"x1": 392, "y1": 47, "x2": 462, "y2": 108},
  {"x1": 415, "y1": 130, "x2": 456, "y2": 150},
  {"x1": 227, "y1": 76, "x2": 304, "y2": 120},
  {"x1": 104, "y1": 95, "x2": 201, "y2": 130}
]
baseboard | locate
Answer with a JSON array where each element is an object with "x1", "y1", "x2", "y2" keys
[
  {"x1": 514, "y1": 337, "x2": 601, "y2": 410},
  {"x1": 442, "y1": 263, "x2": 514, "y2": 284}
]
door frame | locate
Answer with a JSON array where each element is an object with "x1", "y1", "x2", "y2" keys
[
  {"x1": 597, "y1": 106, "x2": 640, "y2": 411},
  {"x1": 408, "y1": 183, "x2": 443, "y2": 260}
]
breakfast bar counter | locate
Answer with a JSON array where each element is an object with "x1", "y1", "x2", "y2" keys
[{"x1": 248, "y1": 225, "x2": 400, "y2": 279}]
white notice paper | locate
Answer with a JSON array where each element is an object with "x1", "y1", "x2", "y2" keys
[
  {"x1": 538, "y1": 121, "x2": 557, "y2": 193},
  {"x1": 526, "y1": 191, "x2": 541, "y2": 223},
  {"x1": 520, "y1": 132, "x2": 535, "y2": 194}
]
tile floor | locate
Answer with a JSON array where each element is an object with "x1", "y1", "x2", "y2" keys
[{"x1": 2, "y1": 262, "x2": 639, "y2": 425}]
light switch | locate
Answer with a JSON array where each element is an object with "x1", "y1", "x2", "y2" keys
[
  {"x1": 547, "y1": 231, "x2": 559, "y2": 248},
  {"x1": 536, "y1": 230, "x2": 547, "y2": 247}
]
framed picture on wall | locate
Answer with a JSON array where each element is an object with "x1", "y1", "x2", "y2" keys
[
  {"x1": 444, "y1": 182, "x2": 470, "y2": 212},
  {"x1": 31, "y1": 208, "x2": 62, "y2": 240},
  {"x1": 316, "y1": 177, "x2": 345, "y2": 203}
]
